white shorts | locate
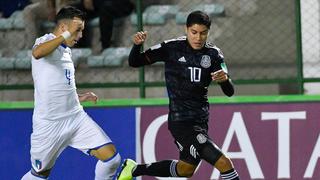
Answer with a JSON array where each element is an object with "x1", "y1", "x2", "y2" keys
[{"x1": 30, "y1": 110, "x2": 111, "y2": 173}]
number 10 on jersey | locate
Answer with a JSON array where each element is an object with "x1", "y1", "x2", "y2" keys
[{"x1": 188, "y1": 67, "x2": 201, "y2": 82}]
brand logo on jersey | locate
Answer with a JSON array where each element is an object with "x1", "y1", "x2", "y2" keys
[
  {"x1": 35, "y1": 159, "x2": 42, "y2": 170},
  {"x1": 190, "y1": 145, "x2": 199, "y2": 159},
  {"x1": 176, "y1": 140, "x2": 184, "y2": 151},
  {"x1": 200, "y1": 55, "x2": 211, "y2": 68},
  {"x1": 196, "y1": 134, "x2": 207, "y2": 144},
  {"x1": 178, "y1": 56, "x2": 186, "y2": 63}
]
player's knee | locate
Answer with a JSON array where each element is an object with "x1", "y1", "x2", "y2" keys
[
  {"x1": 92, "y1": 144, "x2": 117, "y2": 161},
  {"x1": 180, "y1": 171, "x2": 194, "y2": 177},
  {"x1": 177, "y1": 168, "x2": 195, "y2": 178},
  {"x1": 199, "y1": 141, "x2": 224, "y2": 165},
  {"x1": 215, "y1": 155, "x2": 233, "y2": 171},
  {"x1": 98, "y1": 151, "x2": 121, "y2": 170},
  {"x1": 176, "y1": 161, "x2": 196, "y2": 178}
]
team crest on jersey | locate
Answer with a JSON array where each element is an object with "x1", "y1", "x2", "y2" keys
[
  {"x1": 35, "y1": 159, "x2": 42, "y2": 170},
  {"x1": 196, "y1": 134, "x2": 207, "y2": 144},
  {"x1": 200, "y1": 55, "x2": 211, "y2": 68}
]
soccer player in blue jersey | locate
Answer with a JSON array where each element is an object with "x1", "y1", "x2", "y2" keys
[{"x1": 118, "y1": 11, "x2": 239, "y2": 180}]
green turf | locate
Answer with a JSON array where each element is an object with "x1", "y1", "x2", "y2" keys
[{"x1": 1, "y1": 95, "x2": 320, "y2": 109}]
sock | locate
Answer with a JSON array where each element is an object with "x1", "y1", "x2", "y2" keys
[
  {"x1": 133, "y1": 160, "x2": 179, "y2": 177},
  {"x1": 21, "y1": 171, "x2": 48, "y2": 180},
  {"x1": 220, "y1": 169, "x2": 240, "y2": 180},
  {"x1": 95, "y1": 153, "x2": 121, "y2": 180}
]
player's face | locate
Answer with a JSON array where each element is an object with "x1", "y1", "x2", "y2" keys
[
  {"x1": 186, "y1": 24, "x2": 209, "y2": 50},
  {"x1": 65, "y1": 17, "x2": 85, "y2": 47}
]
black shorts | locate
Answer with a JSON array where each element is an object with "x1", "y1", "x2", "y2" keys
[{"x1": 168, "y1": 121, "x2": 223, "y2": 165}]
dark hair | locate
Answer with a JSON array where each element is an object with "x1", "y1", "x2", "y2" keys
[
  {"x1": 186, "y1": 11, "x2": 211, "y2": 29},
  {"x1": 55, "y1": 6, "x2": 85, "y2": 23}
]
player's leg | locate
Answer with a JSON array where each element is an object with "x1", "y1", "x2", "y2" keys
[
  {"x1": 135, "y1": 159, "x2": 197, "y2": 177},
  {"x1": 70, "y1": 111, "x2": 121, "y2": 180},
  {"x1": 21, "y1": 169, "x2": 51, "y2": 180},
  {"x1": 90, "y1": 143, "x2": 117, "y2": 160},
  {"x1": 117, "y1": 141, "x2": 200, "y2": 180},
  {"x1": 175, "y1": 160, "x2": 198, "y2": 177},
  {"x1": 21, "y1": 119, "x2": 70, "y2": 179},
  {"x1": 199, "y1": 140, "x2": 240, "y2": 180},
  {"x1": 90, "y1": 143, "x2": 121, "y2": 180},
  {"x1": 118, "y1": 158, "x2": 197, "y2": 180},
  {"x1": 117, "y1": 122, "x2": 201, "y2": 180},
  {"x1": 173, "y1": 121, "x2": 240, "y2": 180}
]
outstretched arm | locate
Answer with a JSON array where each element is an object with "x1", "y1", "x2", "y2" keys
[{"x1": 211, "y1": 70, "x2": 234, "y2": 97}]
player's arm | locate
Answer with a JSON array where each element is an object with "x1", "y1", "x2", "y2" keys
[
  {"x1": 210, "y1": 48, "x2": 234, "y2": 96},
  {"x1": 128, "y1": 44, "x2": 149, "y2": 67},
  {"x1": 32, "y1": 36, "x2": 65, "y2": 59},
  {"x1": 78, "y1": 92, "x2": 98, "y2": 104},
  {"x1": 32, "y1": 19, "x2": 83, "y2": 59},
  {"x1": 211, "y1": 70, "x2": 234, "y2": 97},
  {"x1": 129, "y1": 31, "x2": 166, "y2": 67}
]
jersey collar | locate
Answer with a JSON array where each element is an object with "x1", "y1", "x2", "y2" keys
[{"x1": 60, "y1": 43, "x2": 67, "y2": 49}]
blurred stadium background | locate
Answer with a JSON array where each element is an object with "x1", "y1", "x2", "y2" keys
[
  {"x1": 0, "y1": 0, "x2": 319, "y2": 100},
  {"x1": 1, "y1": 0, "x2": 320, "y2": 180}
]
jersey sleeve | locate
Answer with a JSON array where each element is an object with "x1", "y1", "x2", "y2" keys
[
  {"x1": 128, "y1": 42, "x2": 168, "y2": 67},
  {"x1": 212, "y1": 47, "x2": 234, "y2": 96},
  {"x1": 216, "y1": 48, "x2": 229, "y2": 73},
  {"x1": 32, "y1": 34, "x2": 55, "y2": 50},
  {"x1": 144, "y1": 42, "x2": 168, "y2": 63},
  {"x1": 211, "y1": 47, "x2": 227, "y2": 73}
]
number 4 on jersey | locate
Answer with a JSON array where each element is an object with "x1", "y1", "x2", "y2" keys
[{"x1": 65, "y1": 69, "x2": 71, "y2": 85}]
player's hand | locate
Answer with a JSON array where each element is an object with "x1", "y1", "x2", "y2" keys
[
  {"x1": 211, "y1": 70, "x2": 229, "y2": 83},
  {"x1": 133, "y1": 31, "x2": 147, "y2": 45},
  {"x1": 78, "y1": 92, "x2": 98, "y2": 104}
]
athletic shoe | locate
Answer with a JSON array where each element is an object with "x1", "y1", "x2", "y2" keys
[{"x1": 117, "y1": 159, "x2": 137, "y2": 180}]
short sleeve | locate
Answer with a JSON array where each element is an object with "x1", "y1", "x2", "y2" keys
[
  {"x1": 217, "y1": 48, "x2": 229, "y2": 73},
  {"x1": 32, "y1": 34, "x2": 55, "y2": 50},
  {"x1": 211, "y1": 47, "x2": 227, "y2": 73}
]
